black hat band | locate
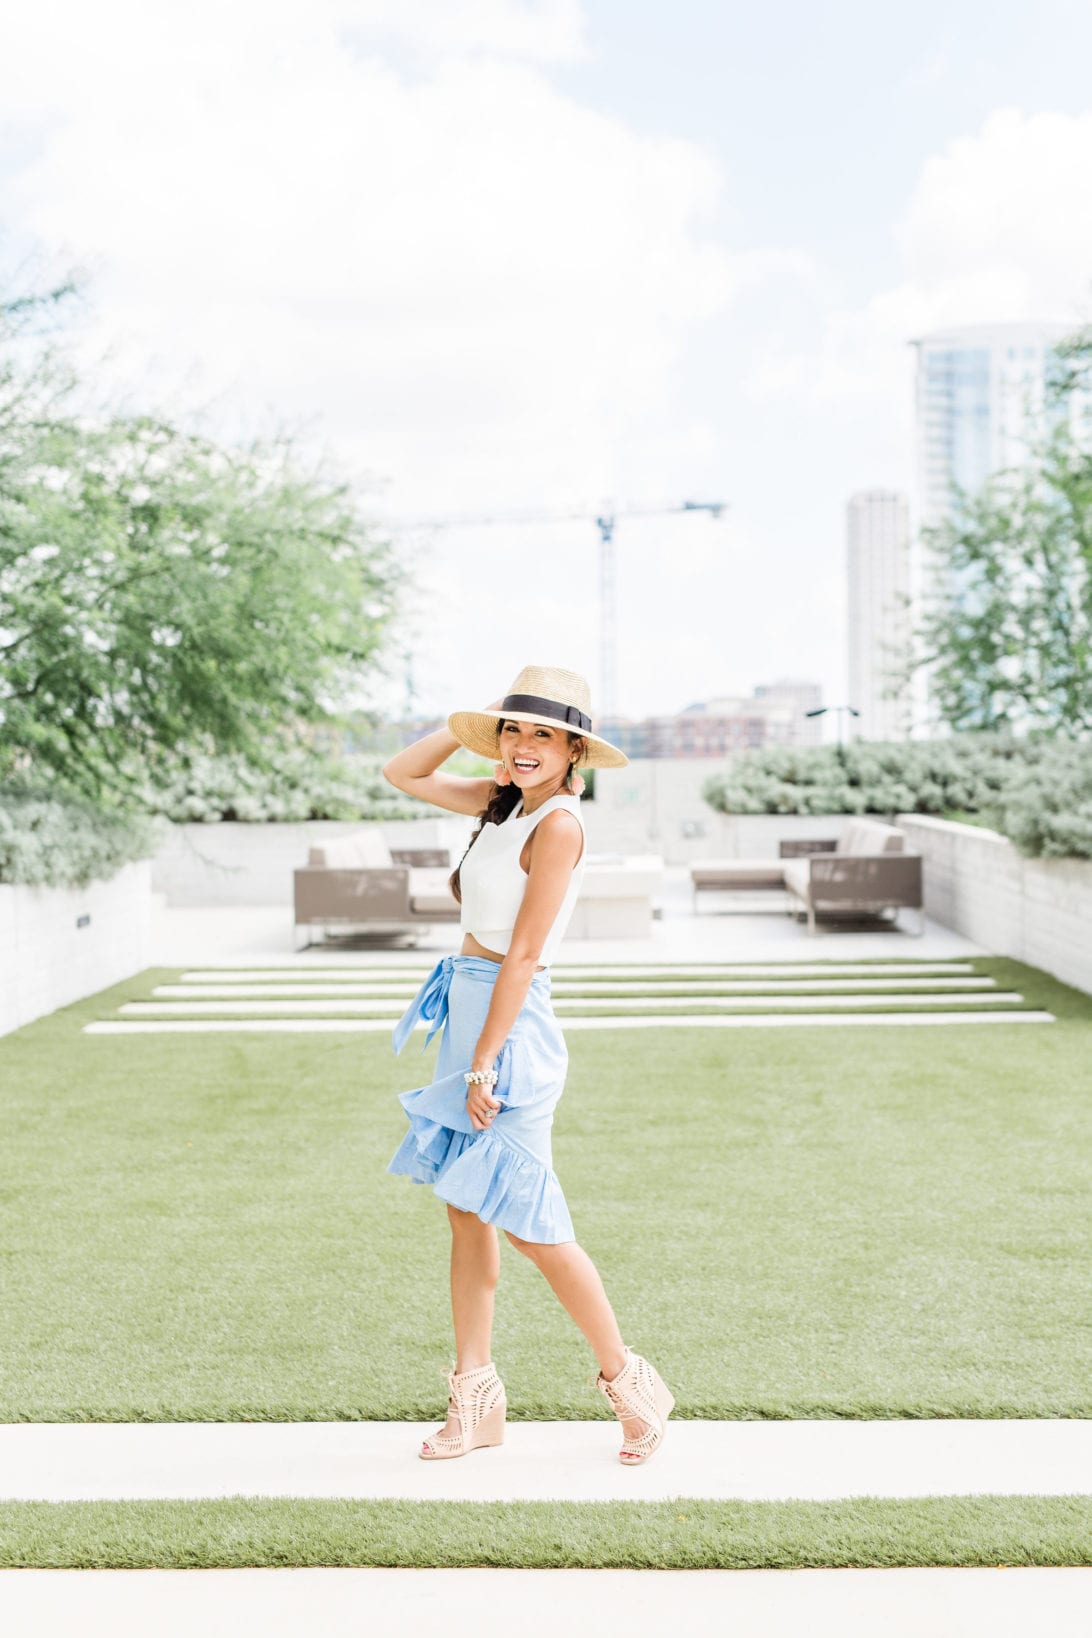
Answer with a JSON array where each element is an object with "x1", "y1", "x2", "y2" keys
[{"x1": 501, "y1": 693, "x2": 592, "y2": 733}]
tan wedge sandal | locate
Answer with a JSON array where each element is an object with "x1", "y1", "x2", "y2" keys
[
  {"x1": 596, "y1": 1345, "x2": 675, "y2": 1465},
  {"x1": 419, "y1": 1360, "x2": 507, "y2": 1461}
]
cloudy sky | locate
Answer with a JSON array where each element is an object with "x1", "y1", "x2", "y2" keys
[{"x1": 4, "y1": 0, "x2": 1092, "y2": 725}]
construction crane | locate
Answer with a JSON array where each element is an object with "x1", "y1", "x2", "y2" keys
[{"x1": 394, "y1": 499, "x2": 727, "y2": 722}]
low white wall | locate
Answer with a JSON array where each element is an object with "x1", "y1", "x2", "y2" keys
[
  {"x1": 0, "y1": 860, "x2": 152, "y2": 1037},
  {"x1": 584, "y1": 766, "x2": 858, "y2": 863},
  {"x1": 151, "y1": 783, "x2": 856, "y2": 905},
  {"x1": 581, "y1": 764, "x2": 850, "y2": 862},
  {"x1": 897, "y1": 814, "x2": 1092, "y2": 995},
  {"x1": 707, "y1": 813, "x2": 851, "y2": 857},
  {"x1": 151, "y1": 818, "x2": 475, "y2": 907},
  {"x1": 583, "y1": 761, "x2": 733, "y2": 863}
]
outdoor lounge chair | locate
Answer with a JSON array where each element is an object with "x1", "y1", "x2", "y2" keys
[
  {"x1": 690, "y1": 838, "x2": 838, "y2": 905},
  {"x1": 293, "y1": 828, "x2": 459, "y2": 946},
  {"x1": 691, "y1": 820, "x2": 924, "y2": 934}
]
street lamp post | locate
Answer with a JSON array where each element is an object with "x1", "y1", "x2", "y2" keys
[{"x1": 805, "y1": 704, "x2": 860, "y2": 747}]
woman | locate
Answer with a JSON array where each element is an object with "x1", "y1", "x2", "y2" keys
[{"x1": 383, "y1": 665, "x2": 674, "y2": 1465}]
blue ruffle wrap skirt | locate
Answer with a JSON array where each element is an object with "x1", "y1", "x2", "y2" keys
[{"x1": 386, "y1": 954, "x2": 575, "y2": 1244}]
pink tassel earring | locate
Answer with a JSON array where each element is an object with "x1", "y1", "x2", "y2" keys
[
  {"x1": 494, "y1": 762, "x2": 512, "y2": 786},
  {"x1": 570, "y1": 767, "x2": 586, "y2": 796}
]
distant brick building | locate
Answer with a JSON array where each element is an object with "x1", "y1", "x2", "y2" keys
[
  {"x1": 369, "y1": 678, "x2": 823, "y2": 762},
  {"x1": 602, "y1": 679, "x2": 823, "y2": 758}
]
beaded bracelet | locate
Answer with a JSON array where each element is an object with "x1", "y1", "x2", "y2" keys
[{"x1": 464, "y1": 1069, "x2": 499, "y2": 1086}]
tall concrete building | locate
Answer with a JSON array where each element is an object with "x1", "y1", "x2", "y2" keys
[{"x1": 846, "y1": 490, "x2": 911, "y2": 741}]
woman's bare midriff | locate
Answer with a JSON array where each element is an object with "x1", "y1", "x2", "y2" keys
[{"x1": 460, "y1": 931, "x2": 545, "y2": 972}]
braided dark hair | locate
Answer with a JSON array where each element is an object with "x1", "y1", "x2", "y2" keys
[{"x1": 447, "y1": 721, "x2": 588, "y2": 904}]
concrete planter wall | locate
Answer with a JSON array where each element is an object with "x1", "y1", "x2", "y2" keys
[
  {"x1": 151, "y1": 786, "x2": 855, "y2": 905},
  {"x1": 0, "y1": 860, "x2": 152, "y2": 1037},
  {"x1": 582, "y1": 764, "x2": 857, "y2": 863},
  {"x1": 151, "y1": 817, "x2": 475, "y2": 907},
  {"x1": 897, "y1": 814, "x2": 1092, "y2": 995},
  {"x1": 706, "y1": 813, "x2": 853, "y2": 858}
]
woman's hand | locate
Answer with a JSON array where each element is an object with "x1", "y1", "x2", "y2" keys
[{"x1": 467, "y1": 1086, "x2": 502, "y2": 1131}]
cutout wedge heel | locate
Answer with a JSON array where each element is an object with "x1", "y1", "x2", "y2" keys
[
  {"x1": 419, "y1": 1361, "x2": 507, "y2": 1461},
  {"x1": 596, "y1": 1345, "x2": 675, "y2": 1466}
]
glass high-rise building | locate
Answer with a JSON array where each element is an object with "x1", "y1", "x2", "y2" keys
[
  {"x1": 916, "y1": 317, "x2": 1067, "y2": 520},
  {"x1": 913, "y1": 322, "x2": 1070, "y2": 537},
  {"x1": 910, "y1": 321, "x2": 1072, "y2": 730}
]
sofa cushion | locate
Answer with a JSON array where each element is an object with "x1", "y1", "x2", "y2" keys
[
  {"x1": 782, "y1": 859, "x2": 811, "y2": 899},
  {"x1": 409, "y1": 866, "x2": 458, "y2": 914},
  {"x1": 308, "y1": 829, "x2": 393, "y2": 869},
  {"x1": 837, "y1": 818, "x2": 904, "y2": 855},
  {"x1": 691, "y1": 859, "x2": 785, "y2": 888}
]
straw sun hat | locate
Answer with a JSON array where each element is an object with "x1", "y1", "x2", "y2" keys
[{"x1": 448, "y1": 665, "x2": 629, "y2": 769}]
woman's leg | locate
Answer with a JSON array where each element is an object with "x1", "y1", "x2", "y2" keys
[
  {"x1": 504, "y1": 1233, "x2": 649, "y2": 1440},
  {"x1": 430, "y1": 1204, "x2": 501, "y2": 1442},
  {"x1": 450, "y1": 1203, "x2": 501, "y2": 1368},
  {"x1": 504, "y1": 1234, "x2": 625, "y2": 1375}
]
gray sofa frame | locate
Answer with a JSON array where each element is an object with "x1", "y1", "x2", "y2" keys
[
  {"x1": 784, "y1": 851, "x2": 924, "y2": 935},
  {"x1": 293, "y1": 847, "x2": 460, "y2": 947},
  {"x1": 691, "y1": 826, "x2": 925, "y2": 934}
]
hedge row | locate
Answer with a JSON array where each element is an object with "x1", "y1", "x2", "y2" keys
[
  {"x1": 0, "y1": 791, "x2": 157, "y2": 889},
  {"x1": 701, "y1": 736, "x2": 1092, "y2": 859},
  {"x1": 0, "y1": 748, "x2": 430, "y2": 886},
  {"x1": 142, "y1": 748, "x2": 422, "y2": 824}
]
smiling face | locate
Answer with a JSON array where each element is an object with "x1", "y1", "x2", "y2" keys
[{"x1": 498, "y1": 717, "x2": 583, "y2": 799}]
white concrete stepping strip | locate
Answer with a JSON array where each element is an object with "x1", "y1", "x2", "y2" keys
[
  {"x1": 155, "y1": 977, "x2": 999, "y2": 997},
  {"x1": 180, "y1": 963, "x2": 979, "y2": 983},
  {"x1": 118, "y1": 992, "x2": 1025, "y2": 1017},
  {"x1": 1, "y1": 1420, "x2": 1088, "y2": 1505},
  {"x1": 85, "y1": 1012, "x2": 1055, "y2": 1034}
]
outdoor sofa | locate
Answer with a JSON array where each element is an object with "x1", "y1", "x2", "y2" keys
[
  {"x1": 690, "y1": 818, "x2": 924, "y2": 934},
  {"x1": 293, "y1": 828, "x2": 459, "y2": 947}
]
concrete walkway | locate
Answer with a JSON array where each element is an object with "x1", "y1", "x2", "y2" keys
[
  {"x1": 3, "y1": 1419, "x2": 1090, "y2": 1503},
  {"x1": 1, "y1": 1567, "x2": 1090, "y2": 1637},
  {"x1": 150, "y1": 883, "x2": 984, "y2": 969}
]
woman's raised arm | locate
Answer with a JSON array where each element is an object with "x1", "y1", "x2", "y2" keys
[{"x1": 381, "y1": 703, "x2": 502, "y2": 816}]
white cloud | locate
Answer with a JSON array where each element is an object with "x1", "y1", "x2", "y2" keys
[
  {"x1": 737, "y1": 104, "x2": 1092, "y2": 556},
  {"x1": 4, "y1": 0, "x2": 816, "y2": 718},
  {"x1": 897, "y1": 106, "x2": 1092, "y2": 321},
  {"x1": 754, "y1": 108, "x2": 1092, "y2": 418},
  {"x1": 341, "y1": 0, "x2": 590, "y2": 62},
  {"x1": 2, "y1": 0, "x2": 737, "y2": 515}
]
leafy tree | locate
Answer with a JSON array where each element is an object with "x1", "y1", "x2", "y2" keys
[
  {"x1": 915, "y1": 325, "x2": 1092, "y2": 736},
  {"x1": 0, "y1": 287, "x2": 403, "y2": 802}
]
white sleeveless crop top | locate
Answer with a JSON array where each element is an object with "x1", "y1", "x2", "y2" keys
[{"x1": 459, "y1": 792, "x2": 586, "y2": 966}]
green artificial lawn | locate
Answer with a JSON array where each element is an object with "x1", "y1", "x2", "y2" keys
[
  {"x1": 0, "y1": 958, "x2": 1089, "y2": 1422},
  {"x1": 0, "y1": 1496, "x2": 1089, "y2": 1569}
]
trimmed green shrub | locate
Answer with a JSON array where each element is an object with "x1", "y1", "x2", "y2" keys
[
  {"x1": 701, "y1": 736, "x2": 1092, "y2": 859},
  {"x1": 993, "y1": 741, "x2": 1092, "y2": 858},
  {"x1": 702, "y1": 738, "x2": 1021, "y2": 819},
  {"x1": 143, "y1": 747, "x2": 423, "y2": 823},
  {"x1": 0, "y1": 790, "x2": 156, "y2": 888}
]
